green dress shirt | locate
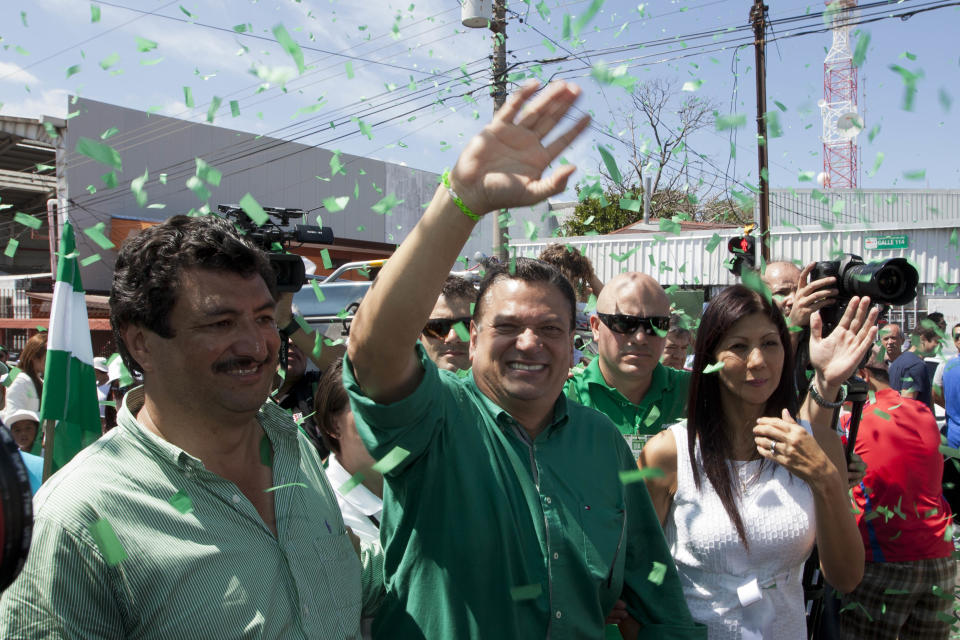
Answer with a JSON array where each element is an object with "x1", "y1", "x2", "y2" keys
[
  {"x1": 0, "y1": 387, "x2": 364, "y2": 640},
  {"x1": 565, "y1": 359, "x2": 691, "y2": 449},
  {"x1": 344, "y1": 345, "x2": 704, "y2": 639}
]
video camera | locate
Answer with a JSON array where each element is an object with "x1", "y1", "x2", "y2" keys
[
  {"x1": 810, "y1": 254, "x2": 919, "y2": 334},
  {"x1": 218, "y1": 204, "x2": 334, "y2": 293}
]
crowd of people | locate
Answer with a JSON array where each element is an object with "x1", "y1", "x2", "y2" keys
[{"x1": 0, "y1": 80, "x2": 957, "y2": 639}]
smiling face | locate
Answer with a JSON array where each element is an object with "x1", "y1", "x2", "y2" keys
[
  {"x1": 128, "y1": 268, "x2": 280, "y2": 421},
  {"x1": 421, "y1": 293, "x2": 473, "y2": 373},
  {"x1": 470, "y1": 279, "x2": 574, "y2": 425},
  {"x1": 713, "y1": 312, "x2": 785, "y2": 411}
]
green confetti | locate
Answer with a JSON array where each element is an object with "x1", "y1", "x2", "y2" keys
[
  {"x1": 186, "y1": 176, "x2": 210, "y2": 202},
  {"x1": 706, "y1": 233, "x2": 721, "y2": 253},
  {"x1": 322, "y1": 196, "x2": 349, "y2": 212},
  {"x1": 13, "y1": 212, "x2": 41, "y2": 229},
  {"x1": 371, "y1": 446, "x2": 410, "y2": 474},
  {"x1": 510, "y1": 583, "x2": 542, "y2": 600},
  {"x1": 330, "y1": 150, "x2": 346, "y2": 176},
  {"x1": 183, "y1": 86, "x2": 194, "y2": 108},
  {"x1": 647, "y1": 561, "x2": 667, "y2": 585},
  {"x1": 83, "y1": 222, "x2": 115, "y2": 249},
  {"x1": 195, "y1": 158, "x2": 222, "y2": 187},
  {"x1": 596, "y1": 144, "x2": 622, "y2": 185},
  {"x1": 740, "y1": 269, "x2": 772, "y2": 303},
  {"x1": 619, "y1": 467, "x2": 665, "y2": 485},
  {"x1": 320, "y1": 248, "x2": 333, "y2": 270},
  {"x1": 353, "y1": 118, "x2": 373, "y2": 140},
  {"x1": 88, "y1": 518, "x2": 128, "y2": 566},
  {"x1": 938, "y1": 88, "x2": 952, "y2": 112},
  {"x1": 948, "y1": 228, "x2": 958, "y2": 248},
  {"x1": 264, "y1": 482, "x2": 308, "y2": 493},
  {"x1": 130, "y1": 169, "x2": 148, "y2": 207},
  {"x1": 272, "y1": 24, "x2": 306, "y2": 74},
  {"x1": 715, "y1": 114, "x2": 747, "y2": 131},
  {"x1": 681, "y1": 79, "x2": 703, "y2": 92},
  {"x1": 888, "y1": 64, "x2": 923, "y2": 111},
  {"x1": 101, "y1": 171, "x2": 117, "y2": 189},
  {"x1": 100, "y1": 127, "x2": 118, "y2": 140},
  {"x1": 230, "y1": 100, "x2": 240, "y2": 117},
  {"x1": 703, "y1": 361, "x2": 725, "y2": 374},
  {"x1": 66, "y1": 64, "x2": 82, "y2": 79},
  {"x1": 453, "y1": 321, "x2": 470, "y2": 342},
  {"x1": 610, "y1": 247, "x2": 640, "y2": 262},
  {"x1": 372, "y1": 194, "x2": 403, "y2": 215},
  {"x1": 239, "y1": 193, "x2": 268, "y2": 226},
  {"x1": 135, "y1": 36, "x2": 158, "y2": 52},
  {"x1": 310, "y1": 279, "x2": 326, "y2": 302},
  {"x1": 169, "y1": 490, "x2": 194, "y2": 514},
  {"x1": 773, "y1": 100, "x2": 787, "y2": 112},
  {"x1": 80, "y1": 254, "x2": 101, "y2": 267},
  {"x1": 338, "y1": 472, "x2": 365, "y2": 495},
  {"x1": 4, "y1": 239, "x2": 19, "y2": 258},
  {"x1": 99, "y1": 52, "x2": 120, "y2": 70},
  {"x1": 345, "y1": 61, "x2": 354, "y2": 79},
  {"x1": 659, "y1": 218, "x2": 681, "y2": 234},
  {"x1": 75, "y1": 137, "x2": 122, "y2": 169},
  {"x1": 903, "y1": 169, "x2": 926, "y2": 181},
  {"x1": 571, "y1": 0, "x2": 604, "y2": 38},
  {"x1": 91, "y1": 4, "x2": 101, "y2": 22},
  {"x1": 206, "y1": 96, "x2": 222, "y2": 123},
  {"x1": 852, "y1": 32, "x2": 870, "y2": 67},
  {"x1": 619, "y1": 198, "x2": 642, "y2": 212},
  {"x1": 873, "y1": 408, "x2": 891, "y2": 420},
  {"x1": 643, "y1": 405, "x2": 661, "y2": 428}
]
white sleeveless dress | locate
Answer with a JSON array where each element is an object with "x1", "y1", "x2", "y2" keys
[{"x1": 665, "y1": 421, "x2": 816, "y2": 640}]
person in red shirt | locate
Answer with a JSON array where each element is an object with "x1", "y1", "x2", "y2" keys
[{"x1": 839, "y1": 359, "x2": 956, "y2": 639}]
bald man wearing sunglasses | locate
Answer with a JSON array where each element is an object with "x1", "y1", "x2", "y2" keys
[{"x1": 566, "y1": 272, "x2": 691, "y2": 452}]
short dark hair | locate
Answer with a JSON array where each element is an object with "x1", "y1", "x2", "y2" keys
[
  {"x1": 474, "y1": 258, "x2": 576, "y2": 331},
  {"x1": 110, "y1": 214, "x2": 277, "y2": 374},
  {"x1": 314, "y1": 359, "x2": 348, "y2": 456},
  {"x1": 440, "y1": 275, "x2": 477, "y2": 305},
  {"x1": 864, "y1": 364, "x2": 890, "y2": 384},
  {"x1": 537, "y1": 243, "x2": 595, "y2": 298},
  {"x1": 687, "y1": 285, "x2": 797, "y2": 547}
]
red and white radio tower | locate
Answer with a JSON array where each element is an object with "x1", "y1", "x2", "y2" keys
[{"x1": 818, "y1": 0, "x2": 862, "y2": 189}]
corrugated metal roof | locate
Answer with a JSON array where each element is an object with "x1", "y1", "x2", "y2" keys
[
  {"x1": 512, "y1": 218, "x2": 960, "y2": 287},
  {"x1": 770, "y1": 189, "x2": 960, "y2": 227}
]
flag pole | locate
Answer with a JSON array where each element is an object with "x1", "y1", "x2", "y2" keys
[{"x1": 41, "y1": 418, "x2": 56, "y2": 482}]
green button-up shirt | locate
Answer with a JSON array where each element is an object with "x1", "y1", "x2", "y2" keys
[
  {"x1": 0, "y1": 387, "x2": 364, "y2": 640},
  {"x1": 344, "y1": 346, "x2": 704, "y2": 640},
  {"x1": 565, "y1": 359, "x2": 691, "y2": 443}
]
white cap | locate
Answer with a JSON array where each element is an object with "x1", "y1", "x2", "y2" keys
[
  {"x1": 107, "y1": 357, "x2": 125, "y2": 383},
  {"x1": 93, "y1": 356, "x2": 109, "y2": 373},
  {"x1": 4, "y1": 408, "x2": 39, "y2": 426}
]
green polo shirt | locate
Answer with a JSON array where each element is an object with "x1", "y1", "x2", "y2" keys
[
  {"x1": 0, "y1": 387, "x2": 365, "y2": 640},
  {"x1": 565, "y1": 358, "x2": 691, "y2": 440},
  {"x1": 344, "y1": 345, "x2": 704, "y2": 640}
]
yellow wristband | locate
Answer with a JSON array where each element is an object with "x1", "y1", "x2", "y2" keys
[{"x1": 441, "y1": 170, "x2": 481, "y2": 222}]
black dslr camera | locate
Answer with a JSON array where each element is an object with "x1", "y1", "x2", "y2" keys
[
  {"x1": 218, "y1": 204, "x2": 334, "y2": 293},
  {"x1": 810, "y1": 254, "x2": 918, "y2": 334}
]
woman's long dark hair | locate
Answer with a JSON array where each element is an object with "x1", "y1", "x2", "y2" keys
[
  {"x1": 687, "y1": 285, "x2": 798, "y2": 546},
  {"x1": 17, "y1": 332, "x2": 47, "y2": 401}
]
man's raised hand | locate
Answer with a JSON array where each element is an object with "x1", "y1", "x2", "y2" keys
[{"x1": 449, "y1": 80, "x2": 590, "y2": 217}]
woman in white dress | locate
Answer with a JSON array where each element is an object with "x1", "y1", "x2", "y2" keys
[{"x1": 640, "y1": 285, "x2": 875, "y2": 639}]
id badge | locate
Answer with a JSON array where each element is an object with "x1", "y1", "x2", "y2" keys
[{"x1": 623, "y1": 433, "x2": 652, "y2": 455}]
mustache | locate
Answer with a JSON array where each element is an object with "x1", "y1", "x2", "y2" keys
[{"x1": 213, "y1": 356, "x2": 273, "y2": 373}]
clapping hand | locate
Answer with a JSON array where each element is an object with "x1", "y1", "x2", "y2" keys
[{"x1": 450, "y1": 80, "x2": 591, "y2": 217}]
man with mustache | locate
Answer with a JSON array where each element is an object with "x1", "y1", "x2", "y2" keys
[
  {"x1": 0, "y1": 215, "x2": 366, "y2": 639},
  {"x1": 565, "y1": 272, "x2": 690, "y2": 452},
  {"x1": 419, "y1": 275, "x2": 476, "y2": 373}
]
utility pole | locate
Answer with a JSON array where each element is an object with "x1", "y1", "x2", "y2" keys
[
  {"x1": 490, "y1": 0, "x2": 508, "y2": 261},
  {"x1": 750, "y1": 0, "x2": 771, "y2": 264}
]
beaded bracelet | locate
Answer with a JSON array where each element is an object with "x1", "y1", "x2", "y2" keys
[
  {"x1": 808, "y1": 382, "x2": 848, "y2": 409},
  {"x1": 441, "y1": 170, "x2": 481, "y2": 222}
]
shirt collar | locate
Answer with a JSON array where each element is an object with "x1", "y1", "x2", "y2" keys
[
  {"x1": 582, "y1": 357, "x2": 670, "y2": 406},
  {"x1": 466, "y1": 370, "x2": 570, "y2": 438},
  {"x1": 117, "y1": 386, "x2": 294, "y2": 471},
  {"x1": 326, "y1": 454, "x2": 382, "y2": 516}
]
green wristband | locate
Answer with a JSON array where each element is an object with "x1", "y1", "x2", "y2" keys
[{"x1": 441, "y1": 170, "x2": 482, "y2": 222}]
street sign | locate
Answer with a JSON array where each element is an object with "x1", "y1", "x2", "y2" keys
[{"x1": 864, "y1": 235, "x2": 908, "y2": 250}]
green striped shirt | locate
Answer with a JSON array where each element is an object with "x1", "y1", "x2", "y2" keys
[{"x1": 0, "y1": 387, "x2": 364, "y2": 639}]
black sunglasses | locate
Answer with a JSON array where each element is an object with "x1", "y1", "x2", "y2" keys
[
  {"x1": 422, "y1": 317, "x2": 472, "y2": 340},
  {"x1": 953, "y1": 332, "x2": 960, "y2": 340},
  {"x1": 597, "y1": 313, "x2": 670, "y2": 336}
]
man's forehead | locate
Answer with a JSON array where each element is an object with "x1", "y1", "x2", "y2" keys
[
  {"x1": 764, "y1": 263, "x2": 801, "y2": 286},
  {"x1": 881, "y1": 324, "x2": 901, "y2": 337},
  {"x1": 178, "y1": 268, "x2": 275, "y2": 310},
  {"x1": 482, "y1": 278, "x2": 569, "y2": 319},
  {"x1": 431, "y1": 293, "x2": 473, "y2": 318}
]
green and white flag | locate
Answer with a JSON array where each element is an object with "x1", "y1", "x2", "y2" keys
[{"x1": 39, "y1": 222, "x2": 102, "y2": 474}]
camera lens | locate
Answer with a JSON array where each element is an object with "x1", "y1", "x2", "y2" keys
[{"x1": 873, "y1": 266, "x2": 905, "y2": 299}]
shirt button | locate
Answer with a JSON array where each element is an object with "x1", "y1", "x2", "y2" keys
[
  {"x1": 545, "y1": 496, "x2": 552, "y2": 505},
  {"x1": 232, "y1": 494, "x2": 242, "y2": 504},
  {"x1": 555, "y1": 610, "x2": 562, "y2": 619},
  {"x1": 553, "y1": 552, "x2": 559, "y2": 560}
]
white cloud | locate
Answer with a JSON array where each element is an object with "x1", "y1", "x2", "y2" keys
[
  {"x1": 0, "y1": 88, "x2": 70, "y2": 119},
  {"x1": 0, "y1": 62, "x2": 40, "y2": 85}
]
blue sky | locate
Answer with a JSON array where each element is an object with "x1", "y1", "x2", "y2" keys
[{"x1": 0, "y1": 0, "x2": 957, "y2": 206}]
